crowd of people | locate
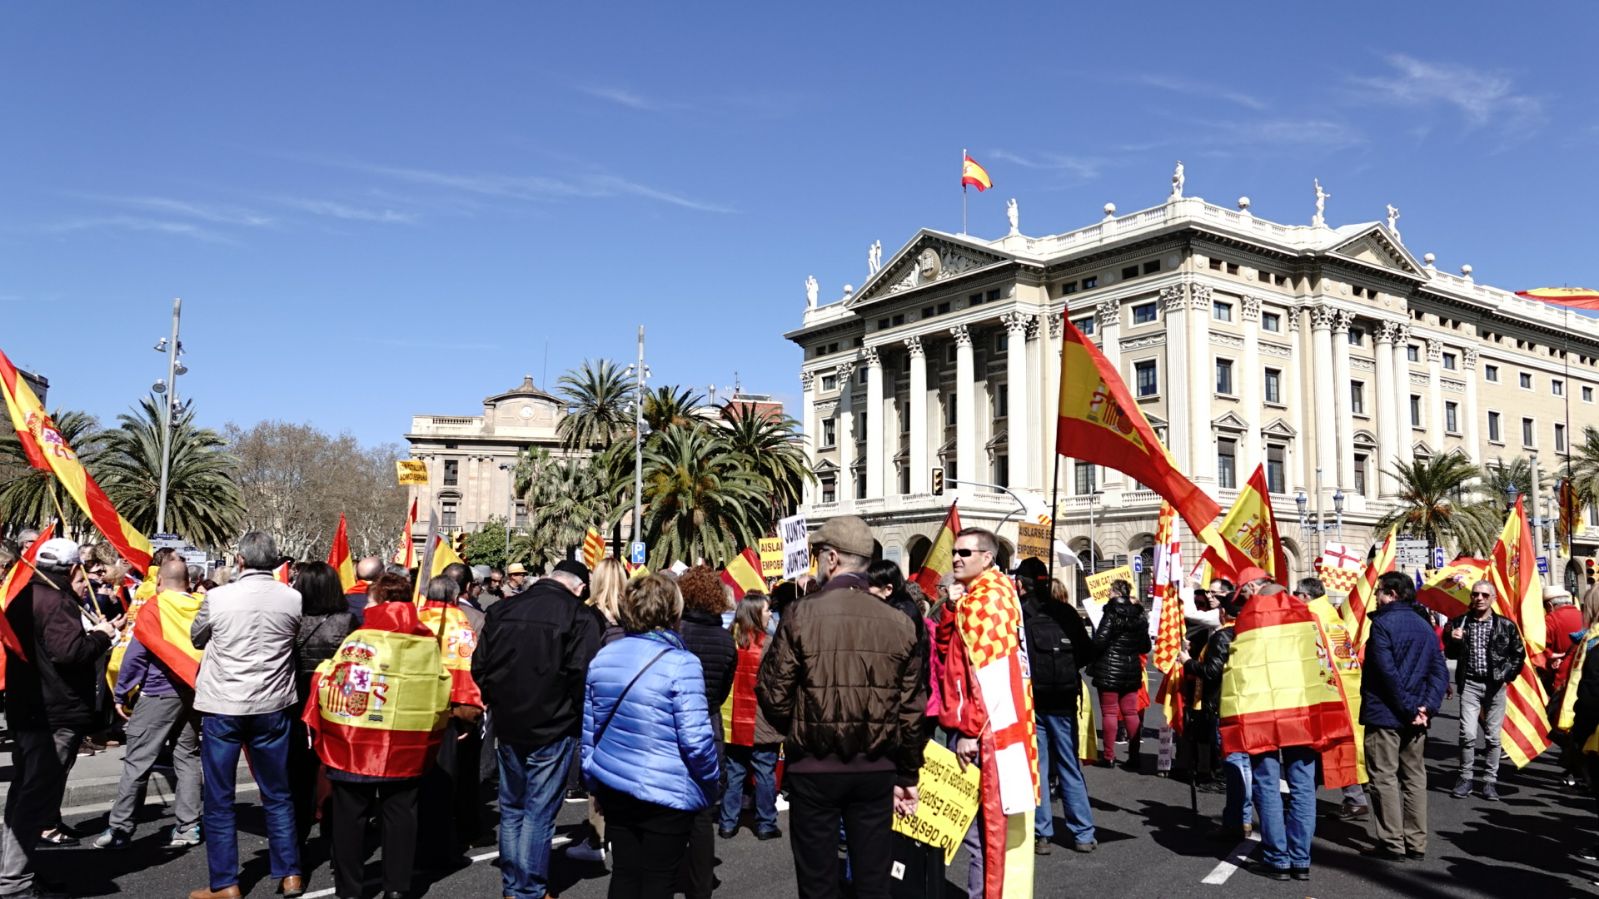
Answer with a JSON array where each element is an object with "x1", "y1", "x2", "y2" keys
[{"x1": 1, "y1": 516, "x2": 1597, "y2": 898}]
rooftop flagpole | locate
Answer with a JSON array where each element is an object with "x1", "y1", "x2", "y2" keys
[{"x1": 961, "y1": 148, "x2": 968, "y2": 235}]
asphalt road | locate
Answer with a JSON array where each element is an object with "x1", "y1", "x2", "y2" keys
[{"x1": 28, "y1": 684, "x2": 1599, "y2": 898}]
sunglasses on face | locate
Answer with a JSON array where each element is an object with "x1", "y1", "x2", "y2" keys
[
  {"x1": 952, "y1": 548, "x2": 988, "y2": 558},
  {"x1": 1471, "y1": 591, "x2": 1492, "y2": 598}
]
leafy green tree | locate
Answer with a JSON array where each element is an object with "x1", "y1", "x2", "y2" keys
[
  {"x1": 0, "y1": 409, "x2": 102, "y2": 538},
  {"x1": 557, "y1": 359, "x2": 635, "y2": 451},
  {"x1": 639, "y1": 423, "x2": 765, "y2": 567},
  {"x1": 642, "y1": 385, "x2": 705, "y2": 434},
  {"x1": 1374, "y1": 451, "x2": 1501, "y2": 556},
  {"x1": 97, "y1": 395, "x2": 244, "y2": 549}
]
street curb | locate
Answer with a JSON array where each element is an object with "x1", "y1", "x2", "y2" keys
[{"x1": 1, "y1": 762, "x2": 257, "y2": 815}]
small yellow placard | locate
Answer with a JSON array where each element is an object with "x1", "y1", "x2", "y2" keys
[
  {"x1": 1084, "y1": 564, "x2": 1134, "y2": 606},
  {"x1": 891, "y1": 741, "x2": 982, "y2": 865},
  {"x1": 395, "y1": 460, "x2": 429, "y2": 486},
  {"x1": 758, "y1": 537, "x2": 784, "y2": 578}
]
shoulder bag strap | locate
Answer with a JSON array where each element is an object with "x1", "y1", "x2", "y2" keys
[{"x1": 593, "y1": 646, "x2": 673, "y2": 748}]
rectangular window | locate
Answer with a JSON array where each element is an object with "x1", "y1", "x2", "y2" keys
[
  {"x1": 1213, "y1": 301, "x2": 1233, "y2": 323},
  {"x1": 1445, "y1": 401, "x2": 1459, "y2": 434},
  {"x1": 946, "y1": 344, "x2": 958, "y2": 364},
  {"x1": 1485, "y1": 364, "x2": 1499, "y2": 382},
  {"x1": 1520, "y1": 372, "x2": 1532, "y2": 389},
  {"x1": 1216, "y1": 359, "x2": 1234, "y2": 395},
  {"x1": 1143, "y1": 260, "x2": 1160, "y2": 275},
  {"x1": 821, "y1": 374, "x2": 838, "y2": 391},
  {"x1": 1071, "y1": 316, "x2": 1095, "y2": 335},
  {"x1": 892, "y1": 314, "x2": 905, "y2": 326},
  {"x1": 856, "y1": 471, "x2": 867, "y2": 500},
  {"x1": 1586, "y1": 386, "x2": 1595, "y2": 403},
  {"x1": 986, "y1": 288, "x2": 1001, "y2": 302},
  {"x1": 1265, "y1": 445, "x2": 1286, "y2": 494},
  {"x1": 921, "y1": 306, "x2": 934, "y2": 319},
  {"x1": 995, "y1": 454, "x2": 1010, "y2": 488},
  {"x1": 1082, "y1": 276, "x2": 1098, "y2": 289},
  {"x1": 441, "y1": 500, "x2": 457, "y2": 529},
  {"x1": 878, "y1": 318, "x2": 890, "y2": 330},
  {"x1": 1264, "y1": 368, "x2": 1282, "y2": 404},
  {"x1": 1442, "y1": 352, "x2": 1457, "y2": 370},
  {"x1": 1523, "y1": 417, "x2": 1536, "y2": 447},
  {"x1": 996, "y1": 384, "x2": 1009, "y2": 418},
  {"x1": 1348, "y1": 327, "x2": 1365, "y2": 346},
  {"x1": 1121, "y1": 265, "x2": 1139, "y2": 280},
  {"x1": 1488, "y1": 411, "x2": 1502, "y2": 443},
  {"x1": 514, "y1": 502, "x2": 528, "y2": 527},
  {"x1": 1061, "y1": 281, "x2": 1079, "y2": 295},
  {"x1": 443, "y1": 459, "x2": 459, "y2": 486},
  {"x1": 937, "y1": 301, "x2": 951, "y2": 315},
  {"x1": 1410, "y1": 394, "x2": 1422, "y2": 427},
  {"x1": 1261, "y1": 311, "x2": 1281, "y2": 332},
  {"x1": 858, "y1": 368, "x2": 867, "y2": 385},
  {"x1": 1132, "y1": 302, "x2": 1157, "y2": 324},
  {"x1": 822, "y1": 418, "x2": 836, "y2": 447},
  {"x1": 1217, "y1": 438, "x2": 1237, "y2": 490},
  {"x1": 1557, "y1": 423, "x2": 1567, "y2": 452},
  {"x1": 1354, "y1": 453, "x2": 1368, "y2": 496},
  {"x1": 857, "y1": 412, "x2": 866, "y2": 440},
  {"x1": 821, "y1": 476, "x2": 836, "y2": 504},
  {"x1": 1074, "y1": 462, "x2": 1097, "y2": 495},
  {"x1": 1554, "y1": 378, "x2": 1565, "y2": 397},
  {"x1": 1407, "y1": 344, "x2": 1420, "y2": 363},
  {"x1": 1135, "y1": 360, "x2": 1158, "y2": 397},
  {"x1": 946, "y1": 393, "x2": 957, "y2": 426},
  {"x1": 1351, "y1": 381, "x2": 1365, "y2": 415}
]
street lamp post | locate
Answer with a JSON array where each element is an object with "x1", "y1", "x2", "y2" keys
[
  {"x1": 1296, "y1": 480, "x2": 1344, "y2": 573},
  {"x1": 153, "y1": 297, "x2": 183, "y2": 536},
  {"x1": 627, "y1": 327, "x2": 649, "y2": 547},
  {"x1": 498, "y1": 462, "x2": 514, "y2": 562}
]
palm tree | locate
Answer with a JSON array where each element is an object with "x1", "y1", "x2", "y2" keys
[
  {"x1": 0, "y1": 409, "x2": 102, "y2": 538},
  {"x1": 556, "y1": 359, "x2": 635, "y2": 451},
  {"x1": 1375, "y1": 451, "x2": 1502, "y2": 556},
  {"x1": 717, "y1": 406, "x2": 813, "y2": 522},
  {"x1": 642, "y1": 385, "x2": 705, "y2": 435},
  {"x1": 640, "y1": 423, "x2": 766, "y2": 567},
  {"x1": 1572, "y1": 426, "x2": 1599, "y2": 509},
  {"x1": 1479, "y1": 456, "x2": 1547, "y2": 519},
  {"x1": 96, "y1": 395, "x2": 244, "y2": 549},
  {"x1": 513, "y1": 448, "x2": 609, "y2": 568}
]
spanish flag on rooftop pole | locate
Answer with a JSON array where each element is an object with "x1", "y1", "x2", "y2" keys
[
  {"x1": 0, "y1": 346, "x2": 152, "y2": 572},
  {"x1": 961, "y1": 150, "x2": 991, "y2": 236},
  {"x1": 1515, "y1": 287, "x2": 1599, "y2": 311}
]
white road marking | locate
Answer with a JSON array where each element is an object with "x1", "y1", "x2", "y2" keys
[
  {"x1": 1201, "y1": 833, "x2": 1260, "y2": 885},
  {"x1": 302, "y1": 836, "x2": 568, "y2": 897}
]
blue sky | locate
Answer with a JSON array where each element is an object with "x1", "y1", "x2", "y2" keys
[{"x1": 3, "y1": 3, "x2": 1597, "y2": 447}]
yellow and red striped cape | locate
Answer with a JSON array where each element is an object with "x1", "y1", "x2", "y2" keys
[{"x1": 131, "y1": 589, "x2": 204, "y2": 687}]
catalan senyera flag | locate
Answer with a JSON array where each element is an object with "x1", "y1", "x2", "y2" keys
[
  {"x1": 625, "y1": 561, "x2": 650, "y2": 580},
  {"x1": 328, "y1": 513, "x2": 356, "y2": 593},
  {"x1": 1219, "y1": 589, "x2": 1355, "y2": 760},
  {"x1": 131, "y1": 589, "x2": 204, "y2": 688},
  {"x1": 1516, "y1": 287, "x2": 1599, "y2": 311},
  {"x1": 1150, "y1": 504, "x2": 1188, "y2": 733},
  {"x1": 914, "y1": 502, "x2": 962, "y2": 595},
  {"x1": 1490, "y1": 497, "x2": 1553, "y2": 768},
  {"x1": 961, "y1": 153, "x2": 992, "y2": 192},
  {"x1": 394, "y1": 498, "x2": 418, "y2": 569},
  {"x1": 417, "y1": 600, "x2": 483, "y2": 708},
  {"x1": 582, "y1": 526, "x2": 605, "y2": 572},
  {"x1": 720, "y1": 548, "x2": 765, "y2": 601},
  {"x1": 1417, "y1": 557, "x2": 1489, "y2": 619},
  {"x1": 1342, "y1": 529, "x2": 1396, "y2": 653},
  {"x1": 1560, "y1": 478, "x2": 1585, "y2": 540},
  {"x1": 1055, "y1": 317, "x2": 1223, "y2": 545},
  {"x1": 1202, "y1": 464, "x2": 1288, "y2": 585},
  {"x1": 0, "y1": 346, "x2": 151, "y2": 572}
]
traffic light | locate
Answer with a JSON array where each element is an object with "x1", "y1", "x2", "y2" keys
[
  {"x1": 1587, "y1": 557, "x2": 1596, "y2": 584},
  {"x1": 455, "y1": 531, "x2": 469, "y2": 560},
  {"x1": 931, "y1": 467, "x2": 945, "y2": 496}
]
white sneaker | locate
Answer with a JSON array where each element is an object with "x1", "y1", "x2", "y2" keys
[
  {"x1": 566, "y1": 839, "x2": 605, "y2": 864},
  {"x1": 166, "y1": 825, "x2": 202, "y2": 848}
]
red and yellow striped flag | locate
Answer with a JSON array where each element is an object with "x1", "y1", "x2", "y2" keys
[
  {"x1": 273, "y1": 561, "x2": 292, "y2": 584},
  {"x1": 1202, "y1": 464, "x2": 1288, "y2": 585},
  {"x1": 131, "y1": 589, "x2": 204, "y2": 688},
  {"x1": 328, "y1": 513, "x2": 356, "y2": 593},
  {"x1": 961, "y1": 153, "x2": 992, "y2": 191},
  {"x1": 1, "y1": 524, "x2": 53, "y2": 614},
  {"x1": 1219, "y1": 589, "x2": 1355, "y2": 758},
  {"x1": 1516, "y1": 287, "x2": 1599, "y2": 311},
  {"x1": 720, "y1": 548, "x2": 765, "y2": 600},
  {"x1": 582, "y1": 526, "x2": 605, "y2": 571},
  {"x1": 1491, "y1": 497, "x2": 1552, "y2": 767},
  {"x1": 0, "y1": 346, "x2": 151, "y2": 571},
  {"x1": 1342, "y1": 529, "x2": 1397, "y2": 652},
  {"x1": 1150, "y1": 504, "x2": 1187, "y2": 732},
  {"x1": 1417, "y1": 557, "x2": 1488, "y2": 619},
  {"x1": 394, "y1": 498, "x2": 418, "y2": 569},
  {"x1": 913, "y1": 502, "x2": 962, "y2": 595}
]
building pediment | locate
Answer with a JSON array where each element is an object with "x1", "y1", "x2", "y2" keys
[
  {"x1": 1327, "y1": 227, "x2": 1427, "y2": 279},
  {"x1": 1413, "y1": 440, "x2": 1435, "y2": 457},
  {"x1": 1212, "y1": 411, "x2": 1250, "y2": 432},
  {"x1": 1262, "y1": 418, "x2": 1297, "y2": 439},
  {"x1": 812, "y1": 459, "x2": 839, "y2": 474},
  {"x1": 849, "y1": 231, "x2": 1011, "y2": 307}
]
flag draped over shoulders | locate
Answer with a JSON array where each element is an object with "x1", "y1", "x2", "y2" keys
[
  {"x1": 131, "y1": 589, "x2": 204, "y2": 688},
  {"x1": 417, "y1": 600, "x2": 483, "y2": 708},
  {"x1": 1219, "y1": 591, "x2": 1354, "y2": 760}
]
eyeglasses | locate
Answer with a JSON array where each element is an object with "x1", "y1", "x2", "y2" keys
[
  {"x1": 1470, "y1": 591, "x2": 1493, "y2": 598},
  {"x1": 952, "y1": 548, "x2": 989, "y2": 558}
]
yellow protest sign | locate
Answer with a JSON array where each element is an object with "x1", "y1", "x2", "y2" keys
[
  {"x1": 1016, "y1": 522, "x2": 1052, "y2": 562},
  {"x1": 891, "y1": 741, "x2": 981, "y2": 864},
  {"x1": 1084, "y1": 565, "x2": 1134, "y2": 606},
  {"x1": 758, "y1": 537, "x2": 784, "y2": 578},
  {"x1": 396, "y1": 460, "x2": 429, "y2": 486}
]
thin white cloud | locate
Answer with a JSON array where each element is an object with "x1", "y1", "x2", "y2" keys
[
  {"x1": 1348, "y1": 54, "x2": 1544, "y2": 131},
  {"x1": 987, "y1": 149, "x2": 1105, "y2": 181},
  {"x1": 579, "y1": 85, "x2": 663, "y2": 111},
  {"x1": 41, "y1": 215, "x2": 234, "y2": 243},
  {"x1": 1135, "y1": 74, "x2": 1268, "y2": 111},
  {"x1": 78, "y1": 194, "x2": 275, "y2": 227},
  {"x1": 272, "y1": 197, "x2": 420, "y2": 224},
  {"x1": 362, "y1": 163, "x2": 735, "y2": 214}
]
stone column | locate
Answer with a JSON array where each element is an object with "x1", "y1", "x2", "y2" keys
[
  {"x1": 1310, "y1": 306, "x2": 1339, "y2": 492},
  {"x1": 1462, "y1": 347, "x2": 1482, "y2": 464},
  {"x1": 1391, "y1": 325, "x2": 1414, "y2": 466},
  {"x1": 1426, "y1": 338, "x2": 1445, "y2": 452},
  {"x1": 1333, "y1": 311, "x2": 1356, "y2": 490},
  {"x1": 1045, "y1": 314, "x2": 1065, "y2": 497},
  {"x1": 1000, "y1": 312, "x2": 1033, "y2": 492},
  {"x1": 1187, "y1": 285, "x2": 1215, "y2": 485},
  {"x1": 1373, "y1": 324, "x2": 1401, "y2": 497},
  {"x1": 952, "y1": 325, "x2": 976, "y2": 492},
  {"x1": 863, "y1": 347, "x2": 885, "y2": 499},
  {"x1": 1095, "y1": 300, "x2": 1124, "y2": 490},
  {"x1": 905, "y1": 337, "x2": 928, "y2": 494},
  {"x1": 836, "y1": 361, "x2": 856, "y2": 505},
  {"x1": 1160, "y1": 286, "x2": 1191, "y2": 475},
  {"x1": 800, "y1": 372, "x2": 817, "y2": 505},
  {"x1": 1240, "y1": 296, "x2": 1263, "y2": 467},
  {"x1": 1288, "y1": 307, "x2": 1307, "y2": 491}
]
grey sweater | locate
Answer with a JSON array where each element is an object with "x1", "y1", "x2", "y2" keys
[{"x1": 191, "y1": 571, "x2": 302, "y2": 716}]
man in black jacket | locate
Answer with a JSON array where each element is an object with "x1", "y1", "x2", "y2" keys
[
  {"x1": 472, "y1": 560, "x2": 600, "y2": 899},
  {"x1": 0, "y1": 538, "x2": 122, "y2": 898},
  {"x1": 1019, "y1": 559, "x2": 1098, "y2": 855},
  {"x1": 1180, "y1": 593, "x2": 1251, "y2": 841},
  {"x1": 1441, "y1": 579, "x2": 1525, "y2": 802}
]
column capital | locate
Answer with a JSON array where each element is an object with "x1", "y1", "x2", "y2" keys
[
  {"x1": 801, "y1": 371, "x2": 815, "y2": 390},
  {"x1": 999, "y1": 311, "x2": 1034, "y2": 335},
  {"x1": 1426, "y1": 338, "x2": 1444, "y2": 363},
  {"x1": 1047, "y1": 314, "x2": 1064, "y2": 339},
  {"x1": 1333, "y1": 310, "x2": 1356, "y2": 333},
  {"x1": 1095, "y1": 298, "x2": 1120, "y2": 327},
  {"x1": 1375, "y1": 320, "x2": 1401, "y2": 346},
  {"x1": 1190, "y1": 283, "x2": 1213, "y2": 307},
  {"x1": 1392, "y1": 323, "x2": 1412, "y2": 344},
  {"x1": 903, "y1": 335, "x2": 925, "y2": 358},
  {"x1": 1309, "y1": 305, "x2": 1338, "y2": 331},
  {"x1": 1462, "y1": 346, "x2": 1480, "y2": 370},
  {"x1": 862, "y1": 346, "x2": 881, "y2": 368},
  {"x1": 836, "y1": 361, "x2": 856, "y2": 380},
  {"x1": 1289, "y1": 305, "x2": 1303, "y2": 333},
  {"x1": 1241, "y1": 295, "x2": 1262, "y2": 323},
  {"x1": 950, "y1": 324, "x2": 972, "y2": 348},
  {"x1": 1159, "y1": 284, "x2": 1188, "y2": 312}
]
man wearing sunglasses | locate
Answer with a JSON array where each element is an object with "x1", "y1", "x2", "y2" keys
[{"x1": 1441, "y1": 579, "x2": 1524, "y2": 802}]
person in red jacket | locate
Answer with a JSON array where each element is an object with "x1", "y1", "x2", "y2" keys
[
  {"x1": 719, "y1": 593, "x2": 783, "y2": 840},
  {"x1": 1544, "y1": 586, "x2": 1585, "y2": 694}
]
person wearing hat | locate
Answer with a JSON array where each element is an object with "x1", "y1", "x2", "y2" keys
[
  {"x1": 504, "y1": 562, "x2": 532, "y2": 597},
  {"x1": 1543, "y1": 584, "x2": 1583, "y2": 693},
  {"x1": 473, "y1": 559, "x2": 600, "y2": 899},
  {"x1": 1442, "y1": 578, "x2": 1525, "y2": 802},
  {"x1": 0, "y1": 538, "x2": 122, "y2": 897},
  {"x1": 756, "y1": 516, "x2": 926, "y2": 899}
]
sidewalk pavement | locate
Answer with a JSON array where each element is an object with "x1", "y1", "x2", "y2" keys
[{"x1": 0, "y1": 740, "x2": 255, "y2": 813}]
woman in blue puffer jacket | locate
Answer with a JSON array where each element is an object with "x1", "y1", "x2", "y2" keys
[{"x1": 583, "y1": 572, "x2": 720, "y2": 899}]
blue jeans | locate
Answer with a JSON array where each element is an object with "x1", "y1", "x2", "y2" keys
[
  {"x1": 201, "y1": 710, "x2": 299, "y2": 890},
  {"x1": 497, "y1": 737, "x2": 575, "y2": 899},
  {"x1": 1034, "y1": 711, "x2": 1095, "y2": 844},
  {"x1": 719, "y1": 744, "x2": 779, "y2": 833},
  {"x1": 1222, "y1": 751, "x2": 1253, "y2": 828},
  {"x1": 1250, "y1": 747, "x2": 1317, "y2": 871}
]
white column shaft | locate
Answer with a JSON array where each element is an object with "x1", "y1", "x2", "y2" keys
[
  {"x1": 907, "y1": 345, "x2": 928, "y2": 494},
  {"x1": 954, "y1": 330, "x2": 976, "y2": 491},
  {"x1": 1332, "y1": 321, "x2": 1355, "y2": 489},
  {"x1": 864, "y1": 356, "x2": 884, "y2": 498},
  {"x1": 1312, "y1": 321, "x2": 1338, "y2": 489},
  {"x1": 1374, "y1": 339, "x2": 1400, "y2": 496},
  {"x1": 1005, "y1": 323, "x2": 1030, "y2": 491}
]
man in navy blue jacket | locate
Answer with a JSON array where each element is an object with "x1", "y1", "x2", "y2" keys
[{"x1": 1359, "y1": 571, "x2": 1449, "y2": 862}]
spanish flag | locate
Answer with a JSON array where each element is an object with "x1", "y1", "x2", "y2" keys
[
  {"x1": 328, "y1": 513, "x2": 356, "y2": 593},
  {"x1": 1219, "y1": 589, "x2": 1355, "y2": 758},
  {"x1": 1559, "y1": 479, "x2": 1585, "y2": 540},
  {"x1": 914, "y1": 502, "x2": 961, "y2": 595},
  {"x1": 131, "y1": 589, "x2": 204, "y2": 688},
  {"x1": 720, "y1": 548, "x2": 765, "y2": 600},
  {"x1": 1491, "y1": 497, "x2": 1553, "y2": 768},
  {"x1": 429, "y1": 534, "x2": 465, "y2": 580},
  {"x1": 1516, "y1": 287, "x2": 1599, "y2": 311},
  {"x1": 1202, "y1": 464, "x2": 1288, "y2": 585},
  {"x1": 394, "y1": 498, "x2": 418, "y2": 569},
  {"x1": 0, "y1": 524, "x2": 49, "y2": 683},
  {"x1": 0, "y1": 346, "x2": 151, "y2": 571},
  {"x1": 418, "y1": 600, "x2": 483, "y2": 708},
  {"x1": 1417, "y1": 557, "x2": 1488, "y2": 619},
  {"x1": 1055, "y1": 317, "x2": 1222, "y2": 543},
  {"x1": 582, "y1": 526, "x2": 605, "y2": 571},
  {"x1": 961, "y1": 153, "x2": 992, "y2": 192},
  {"x1": 273, "y1": 561, "x2": 292, "y2": 584}
]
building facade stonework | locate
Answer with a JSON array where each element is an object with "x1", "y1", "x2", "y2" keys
[{"x1": 787, "y1": 193, "x2": 1599, "y2": 591}]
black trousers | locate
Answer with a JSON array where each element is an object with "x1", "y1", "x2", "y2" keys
[
  {"x1": 599, "y1": 788, "x2": 694, "y2": 899},
  {"x1": 786, "y1": 770, "x2": 896, "y2": 899},
  {"x1": 329, "y1": 778, "x2": 419, "y2": 898}
]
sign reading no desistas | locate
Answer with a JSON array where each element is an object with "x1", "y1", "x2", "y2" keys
[{"x1": 890, "y1": 742, "x2": 981, "y2": 864}]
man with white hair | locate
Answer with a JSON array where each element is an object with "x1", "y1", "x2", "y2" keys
[{"x1": 0, "y1": 538, "x2": 122, "y2": 898}]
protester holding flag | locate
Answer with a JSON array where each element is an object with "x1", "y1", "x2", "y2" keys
[
  {"x1": 1089, "y1": 579, "x2": 1151, "y2": 770},
  {"x1": 1019, "y1": 558, "x2": 1098, "y2": 855},
  {"x1": 719, "y1": 594, "x2": 782, "y2": 841},
  {"x1": 1442, "y1": 579, "x2": 1525, "y2": 802},
  {"x1": 98, "y1": 557, "x2": 203, "y2": 851},
  {"x1": 1360, "y1": 572, "x2": 1448, "y2": 862},
  {"x1": 1180, "y1": 590, "x2": 1251, "y2": 841},
  {"x1": 287, "y1": 561, "x2": 358, "y2": 853},
  {"x1": 673, "y1": 566, "x2": 737, "y2": 899}
]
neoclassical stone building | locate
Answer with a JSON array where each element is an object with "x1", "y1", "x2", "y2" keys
[{"x1": 786, "y1": 184, "x2": 1599, "y2": 593}]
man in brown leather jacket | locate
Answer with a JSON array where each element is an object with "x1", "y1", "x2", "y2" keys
[{"x1": 757, "y1": 515, "x2": 927, "y2": 899}]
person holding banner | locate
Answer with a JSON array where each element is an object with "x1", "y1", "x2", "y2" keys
[{"x1": 1089, "y1": 579, "x2": 1151, "y2": 770}]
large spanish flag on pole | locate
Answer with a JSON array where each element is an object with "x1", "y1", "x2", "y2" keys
[
  {"x1": 1055, "y1": 317, "x2": 1222, "y2": 543},
  {"x1": 1201, "y1": 463, "x2": 1289, "y2": 585},
  {"x1": 961, "y1": 153, "x2": 992, "y2": 191},
  {"x1": 1490, "y1": 497, "x2": 1553, "y2": 767},
  {"x1": 1219, "y1": 589, "x2": 1355, "y2": 759},
  {"x1": 1516, "y1": 287, "x2": 1599, "y2": 311},
  {"x1": 720, "y1": 548, "x2": 765, "y2": 600},
  {"x1": 131, "y1": 589, "x2": 204, "y2": 688},
  {"x1": 328, "y1": 513, "x2": 356, "y2": 593},
  {"x1": 914, "y1": 502, "x2": 961, "y2": 595},
  {"x1": 0, "y1": 346, "x2": 151, "y2": 571}
]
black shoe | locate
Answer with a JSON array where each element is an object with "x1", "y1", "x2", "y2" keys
[
  {"x1": 1196, "y1": 780, "x2": 1227, "y2": 794},
  {"x1": 755, "y1": 828, "x2": 782, "y2": 841},
  {"x1": 1072, "y1": 840, "x2": 1097, "y2": 853},
  {"x1": 717, "y1": 827, "x2": 738, "y2": 839},
  {"x1": 1207, "y1": 825, "x2": 1248, "y2": 842},
  {"x1": 1361, "y1": 846, "x2": 1407, "y2": 862},
  {"x1": 1450, "y1": 778, "x2": 1472, "y2": 799},
  {"x1": 1289, "y1": 867, "x2": 1310, "y2": 881},
  {"x1": 564, "y1": 787, "x2": 588, "y2": 803},
  {"x1": 1405, "y1": 850, "x2": 1426, "y2": 861},
  {"x1": 1482, "y1": 783, "x2": 1501, "y2": 801},
  {"x1": 1094, "y1": 758, "x2": 1114, "y2": 768},
  {"x1": 1334, "y1": 802, "x2": 1369, "y2": 820},
  {"x1": 1249, "y1": 861, "x2": 1290, "y2": 881}
]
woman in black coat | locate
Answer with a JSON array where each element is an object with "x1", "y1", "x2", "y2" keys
[
  {"x1": 289, "y1": 561, "x2": 358, "y2": 849},
  {"x1": 1090, "y1": 580, "x2": 1151, "y2": 770},
  {"x1": 673, "y1": 566, "x2": 737, "y2": 899}
]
